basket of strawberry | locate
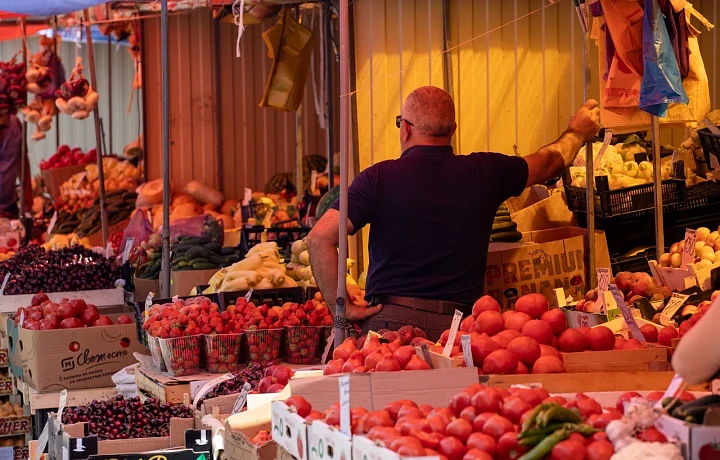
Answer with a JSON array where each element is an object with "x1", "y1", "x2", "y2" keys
[
  {"x1": 229, "y1": 298, "x2": 284, "y2": 367},
  {"x1": 203, "y1": 304, "x2": 244, "y2": 373},
  {"x1": 281, "y1": 300, "x2": 333, "y2": 364}
]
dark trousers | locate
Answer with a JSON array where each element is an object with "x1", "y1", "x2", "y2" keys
[{"x1": 361, "y1": 303, "x2": 457, "y2": 342}]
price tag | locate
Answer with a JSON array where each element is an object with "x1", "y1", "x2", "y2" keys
[
  {"x1": 594, "y1": 131, "x2": 613, "y2": 170},
  {"x1": 683, "y1": 229, "x2": 697, "y2": 267},
  {"x1": 610, "y1": 285, "x2": 645, "y2": 341},
  {"x1": 105, "y1": 242, "x2": 113, "y2": 258},
  {"x1": 75, "y1": 172, "x2": 87, "y2": 189},
  {"x1": 242, "y1": 188, "x2": 252, "y2": 206},
  {"x1": 122, "y1": 237, "x2": 135, "y2": 264},
  {"x1": 244, "y1": 288, "x2": 254, "y2": 302},
  {"x1": 442, "y1": 310, "x2": 464, "y2": 357},
  {"x1": 338, "y1": 375, "x2": 351, "y2": 437},
  {"x1": 310, "y1": 170, "x2": 318, "y2": 192},
  {"x1": 461, "y1": 334, "x2": 474, "y2": 368},
  {"x1": 18, "y1": 309, "x2": 24, "y2": 327},
  {"x1": 419, "y1": 343, "x2": 434, "y2": 369},
  {"x1": 655, "y1": 373, "x2": 684, "y2": 409},
  {"x1": 47, "y1": 211, "x2": 58, "y2": 235},
  {"x1": 367, "y1": 330, "x2": 381, "y2": 339},
  {"x1": 554, "y1": 288, "x2": 567, "y2": 308},
  {"x1": 231, "y1": 383, "x2": 252, "y2": 414},
  {"x1": 0, "y1": 274, "x2": 9, "y2": 296},
  {"x1": 597, "y1": 268, "x2": 610, "y2": 292},
  {"x1": 193, "y1": 373, "x2": 234, "y2": 409},
  {"x1": 57, "y1": 389, "x2": 68, "y2": 422},
  {"x1": 172, "y1": 295, "x2": 179, "y2": 303},
  {"x1": 34, "y1": 422, "x2": 48, "y2": 460},
  {"x1": 661, "y1": 293, "x2": 690, "y2": 325},
  {"x1": 145, "y1": 292, "x2": 154, "y2": 316},
  {"x1": 146, "y1": 210, "x2": 152, "y2": 224}
]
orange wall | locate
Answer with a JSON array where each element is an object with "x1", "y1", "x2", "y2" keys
[{"x1": 143, "y1": 8, "x2": 338, "y2": 199}]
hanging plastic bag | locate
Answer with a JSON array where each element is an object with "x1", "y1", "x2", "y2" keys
[
  {"x1": 639, "y1": 0, "x2": 688, "y2": 117},
  {"x1": 170, "y1": 214, "x2": 224, "y2": 244},
  {"x1": 122, "y1": 209, "x2": 154, "y2": 253},
  {"x1": 259, "y1": 8, "x2": 314, "y2": 112}
]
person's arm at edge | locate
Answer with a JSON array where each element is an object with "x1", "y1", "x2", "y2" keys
[
  {"x1": 306, "y1": 209, "x2": 346, "y2": 312},
  {"x1": 523, "y1": 99, "x2": 601, "y2": 187}
]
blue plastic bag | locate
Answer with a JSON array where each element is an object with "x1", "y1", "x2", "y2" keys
[
  {"x1": 1, "y1": 0, "x2": 105, "y2": 16},
  {"x1": 639, "y1": 0, "x2": 689, "y2": 117}
]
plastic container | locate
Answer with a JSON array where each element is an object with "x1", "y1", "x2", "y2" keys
[
  {"x1": 159, "y1": 335, "x2": 202, "y2": 376},
  {"x1": 147, "y1": 335, "x2": 167, "y2": 372},
  {"x1": 243, "y1": 328, "x2": 283, "y2": 366},
  {"x1": 221, "y1": 288, "x2": 305, "y2": 310},
  {"x1": 698, "y1": 127, "x2": 720, "y2": 167},
  {"x1": 204, "y1": 333, "x2": 244, "y2": 372},
  {"x1": 283, "y1": 326, "x2": 324, "y2": 364},
  {"x1": 240, "y1": 226, "x2": 310, "y2": 256}
]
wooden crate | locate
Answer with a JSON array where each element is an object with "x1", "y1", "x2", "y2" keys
[
  {"x1": 135, "y1": 367, "x2": 192, "y2": 404},
  {"x1": 482, "y1": 371, "x2": 709, "y2": 393},
  {"x1": 561, "y1": 346, "x2": 668, "y2": 373}
]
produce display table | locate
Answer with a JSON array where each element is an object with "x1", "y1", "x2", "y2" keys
[{"x1": 15, "y1": 380, "x2": 116, "y2": 415}]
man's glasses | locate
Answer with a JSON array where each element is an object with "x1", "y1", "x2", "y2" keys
[{"x1": 395, "y1": 115, "x2": 414, "y2": 128}]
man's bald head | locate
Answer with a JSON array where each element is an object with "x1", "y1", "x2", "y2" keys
[{"x1": 400, "y1": 86, "x2": 456, "y2": 149}]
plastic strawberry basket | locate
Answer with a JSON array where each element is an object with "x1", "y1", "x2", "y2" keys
[
  {"x1": 220, "y1": 288, "x2": 304, "y2": 310},
  {"x1": 159, "y1": 335, "x2": 202, "y2": 376},
  {"x1": 242, "y1": 328, "x2": 283, "y2": 367},
  {"x1": 203, "y1": 333, "x2": 244, "y2": 373},
  {"x1": 146, "y1": 335, "x2": 167, "y2": 372},
  {"x1": 134, "y1": 293, "x2": 222, "y2": 345},
  {"x1": 283, "y1": 326, "x2": 325, "y2": 364}
]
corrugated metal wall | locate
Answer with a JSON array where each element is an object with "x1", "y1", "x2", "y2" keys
[
  {"x1": 143, "y1": 8, "x2": 338, "y2": 199},
  {"x1": 0, "y1": 37, "x2": 141, "y2": 174},
  {"x1": 353, "y1": 0, "x2": 719, "y2": 172}
]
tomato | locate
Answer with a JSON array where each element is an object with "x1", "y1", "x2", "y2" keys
[
  {"x1": 568, "y1": 433, "x2": 586, "y2": 445},
  {"x1": 615, "y1": 391, "x2": 641, "y2": 414},
  {"x1": 551, "y1": 440, "x2": 586, "y2": 460},
  {"x1": 390, "y1": 436, "x2": 425, "y2": 456},
  {"x1": 429, "y1": 413, "x2": 450, "y2": 434},
  {"x1": 466, "y1": 432, "x2": 496, "y2": 457},
  {"x1": 362, "y1": 410, "x2": 394, "y2": 431},
  {"x1": 449, "y1": 390, "x2": 474, "y2": 417},
  {"x1": 472, "y1": 388, "x2": 502, "y2": 413},
  {"x1": 509, "y1": 388, "x2": 543, "y2": 407},
  {"x1": 586, "y1": 440, "x2": 614, "y2": 460},
  {"x1": 501, "y1": 395, "x2": 532, "y2": 424},
  {"x1": 460, "y1": 406, "x2": 477, "y2": 423},
  {"x1": 414, "y1": 430, "x2": 441, "y2": 449},
  {"x1": 473, "y1": 412, "x2": 495, "y2": 432},
  {"x1": 445, "y1": 418, "x2": 473, "y2": 443},
  {"x1": 366, "y1": 426, "x2": 401, "y2": 445},
  {"x1": 700, "y1": 443, "x2": 720, "y2": 460},
  {"x1": 463, "y1": 448, "x2": 493, "y2": 460},
  {"x1": 577, "y1": 397, "x2": 602, "y2": 418},
  {"x1": 438, "y1": 436, "x2": 468, "y2": 460},
  {"x1": 397, "y1": 405, "x2": 424, "y2": 420},
  {"x1": 637, "y1": 427, "x2": 667, "y2": 443},
  {"x1": 285, "y1": 396, "x2": 312, "y2": 418},
  {"x1": 395, "y1": 416, "x2": 430, "y2": 436},
  {"x1": 543, "y1": 396, "x2": 567, "y2": 405},
  {"x1": 482, "y1": 414, "x2": 514, "y2": 440},
  {"x1": 588, "y1": 432, "x2": 609, "y2": 444},
  {"x1": 496, "y1": 432, "x2": 528, "y2": 460}
]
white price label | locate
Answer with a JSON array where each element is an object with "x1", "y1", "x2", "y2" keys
[
  {"x1": 47, "y1": 211, "x2": 58, "y2": 235},
  {"x1": 0, "y1": 274, "x2": 9, "y2": 296},
  {"x1": 19, "y1": 309, "x2": 24, "y2": 327},
  {"x1": 554, "y1": 288, "x2": 567, "y2": 308},
  {"x1": 683, "y1": 229, "x2": 697, "y2": 267},
  {"x1": 661, "y1": 293, "x2": 690, "y2": 325},
  {"x1": 193, "y1": 373, "x2": 234, "y2": 409},
  {"x1": 310, "y1": 170, "x2": 318, "y2": 192},
  {"x1": 242, "y1": 188, "x2": 252, "y2": 206},
  {"x1": 610, "y1": 286, "x2": 645, "y2": 341},
  {"x1": 57, "y1": 389, "x2": 68, "y2": 422},
  {"x1": 231, "y1": 383, "x2": 252, "y2": 414},
  {"x1": 122, "y1": 237, "x2": 135, "y2": 264},
  {"x1": 105, "y1": 242, "x2": 113, "y2": 258},
  {"x1": 461, "y1": 334, "x2": 474, "y2": 368},
  {"x1": 321, "y1": 329, "x2": 335, "y2": 364},
  {"x1": 597, "y1": 268, "x2": 610, "y2": 292},
  {"x1": 244, "y1": 288, "x2": 254, "y2": 303},
  {"x1": 172, "y1": 295, "x2": 179, "y2": 303},
  {"x1": 145, "y1": 292, "x2": 154, "y2": 316},
  {"x1": 147, "y1": 210, "x2": 153, "y2": 224},
  {"x1": 338, "y1": 375, "x2": 351, "y2": 437},
  {"x1": 442, "y1": 310, "x2": 464, "y2": 357},
  {"x1": 35, "y1": 422, "x2": 49, "y2": 460}
]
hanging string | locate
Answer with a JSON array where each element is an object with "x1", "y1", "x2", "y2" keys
[
  {"x1": 340, "y1": 0, "x2": 560, "y2": 99},
  {"x1": 232, "y1": 0, "x2": 245, "y2": 57}
]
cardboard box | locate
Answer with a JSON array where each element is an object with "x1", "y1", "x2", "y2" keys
[
  {"x1": 485, "y1": 227, "x2": 611, "y2": 309},
  {"x1": 308, "y1": 421, "x2": 352, "y2": 460},
  {"x1": 649, "y1": 259, "x2": 719, "y2": 292},
  {"x1": 563, "y1": 307, "x2": 606, "y2": 328},
  {"x1": 11, "y1": 314, "x2": 146, "y2": 392},
  {"x1": 63, "y1": 417, "x2": 194, "y2": 454},
  {"x1": 271, "y1": 401, "x2": 308, "y2": 459},
  {"x1": 161, "y1": 270, "x2": 218, "y2": 297},
  {"x1": 511, "y1": 192, "x2": 576, "y2": 232},
  {"x1": 505, "y1": 185, "x2": 550, "y2": 214},
  {"x1": 133, "y1": 276, "x2": 159, "y2": 303},
  {"x1": 0, "y1": 287, "x2": 125, "y2": 313},
  {"x1": 656, "y1": 414, "x2": 720, "y2": 460},
  {"x1": 223, "y1": 420, "x2": 277, "y2": 460},
  {"x1": 41, "y1": 164, "x2": 87, "y2": 198}
]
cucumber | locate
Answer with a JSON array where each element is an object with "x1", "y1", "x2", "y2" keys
[
  {"x1": 496, "y1": 210, "x2": 511, "y2": 217},
  {"x1": 188, "y1": 257, "x2": 210, "y2": 266},
  {"x1": 203, "y1": 242, "x2": 222, "y2": 253},
  {"x1": 207, "y1": 254, "x2": 225, "y2": 265},
  {"x1": 491, "y1": 221, "x2": 518, "y2": 233},
  {"x1": 178, "y1": 261, "x2": 189, "y2": 268},
  {"x1": 224, "y1": 255, "x2": 240, "y2": 264},
  {"x1": 493, "y1": 216, "x2": 512, "y2": 223},
  {"x1": 179, "y1": 236, "x2": 206, "y2": 245},
  {"x1": 490, "y1": 230, "x2": 523, "y2": 242},
  {"x1": 186, "y1": 246, "x2": 210, "y2": 261},
  {"x1": 193, "y1": 262, "x2": 219, "y2": 270},
  {"x1": 221, "y1": 247, "x2": 237, "y2": 256}
]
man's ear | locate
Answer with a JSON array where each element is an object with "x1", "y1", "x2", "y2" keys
[{"x1": 402, "y1": 122, "x2": 412, "y2": 141}]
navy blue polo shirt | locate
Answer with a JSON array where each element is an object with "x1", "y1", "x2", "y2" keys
[{"x1": 331, "y1": 145, "x2": 529, "y2": 306}]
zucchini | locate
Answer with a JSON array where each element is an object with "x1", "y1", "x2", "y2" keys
[
  {"x1": 490, "y1": 230, "x2": 523, "y2": 242},
  {"x1": 491, "y1": 221, "x2": 518, "y2": 233},
  {"x1": 186, "y1": 246, "x2": 210, "y2": 261},
  {"x1": 178, "y1": 261, "x2": 189, "y2": 268},
  {"x1": 221, "y1": 247, "x2": 237, "y2": 256},
  {"x1": 179, "y1": 236, "x2": 206, "y2": 245},
  {"x1": 203, "y1": 242, "x2": 222, "y2": 253},
  {"x1": 188, "y1": 257, "x2": 210, "y2": 266},
  {"x1": 493, "y1": 216, "x2": 512, "y2": 223},
  {"x1": 193, "y1": 262, "x2": 219, "y2": 270},
  {"x1": 496, "y1": 210, "x2": 511, "y2": 217},
  {"x1": 224, "y1": 255, "x2": 240, "y2": 264}
]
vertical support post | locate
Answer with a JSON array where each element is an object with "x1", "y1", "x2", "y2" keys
[
  {"x1": 107, "y1": 4, "x2": 113, "y2": 155},
  {"x1": 652, "y1": 116, "x2": 664, "y2": 254},
  {"x1": 213, "y1": 17, "x2": 223, "y2": 192},
  {"x1": 335, "y1": 0, "x2": 350, "y2": 347},
  {"x1": 84, "y1": 10, "x2": 109, "y2": 246},
  {"x1": 53, "y1": 17, "x2": 60, "y2": 150},
  {"x1": 581, "y1": 9, "x2": 596, "y2": 288},
  {"x1": 160, "y1": 0, "x2": 171, "y2": 298},
  {"x1": 296, "y1": 105, "x2": 303, "y2": 197},
  {"x1": 325, "y1": 0, "x2": 334, "y2": 187},
  {"x1": 19, "y1": 18, "x2": 27, "y2": 223}
]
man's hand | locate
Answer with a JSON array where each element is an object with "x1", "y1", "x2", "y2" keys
[
  {"x1": 567, "y1": 99, "x2": 601, "y2": 143},
  {"x1": 344, "y1": 284, "x2": 383, "y2": 321}
]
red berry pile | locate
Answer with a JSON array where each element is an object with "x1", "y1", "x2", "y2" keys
[
  {"x1": 61, "y1": 395, "x2": 193, "y2": 440},
  {"x1": 143, "y1": 297, "x2": 218, "y2": 339},
  {"x1": 39, "y1": 145, "x2": 96, "y2": 170}
]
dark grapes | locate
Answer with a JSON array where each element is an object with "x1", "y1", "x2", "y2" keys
[
  {"x1": 61, "y1": 396, "x2": 193, "y2": 440},
  {"x1": 0, "y1": 244, "x2": 121, "y2": 295},
  {"x1": 197, "y1": 363, "x2": 267, "y2": 407}
]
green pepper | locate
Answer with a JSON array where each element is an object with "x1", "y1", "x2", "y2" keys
[
  {"x1": 537, "y1": 406, "x2": 582, "y2": 428},
  {"x1": 518, "y1": 423, "x2": 566, "y2": 440},
  {"x1": 518, "y1": 427, "x2": 571, "y2": 460},
  {"x1": 518, "y1": 435, "x2": 545, "y2": 447},
  {"x1": 521, "y1": 403, "x2": 556, "y2": 433}
]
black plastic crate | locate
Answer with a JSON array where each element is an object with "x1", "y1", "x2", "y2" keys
[
  {"x1": 221, "y1": 288, "x2": 305, "y2": 308},
  {"x1": 241, "y1": 226, "x2": 310, "y2": 257},
  {"x1": 610, "y1": 249, "x2": 654, "y2": 275},
  {"x1": 565, "y1": 176, "x2": 686, "y2": 217},
  {"x1": 133, "y1": 293, "x2": 221, "y2": 346},
  {"x1": 576, "y1": 209, "x2": 658, "y2": 256},
  {"x1": 241, "y1": 201, "x2": 258, "y2": 221},
  {"x1": 698, "y1": 127, "x2": 720, "y2": 167}
]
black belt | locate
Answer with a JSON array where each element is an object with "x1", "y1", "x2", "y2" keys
[{"x1": 371, "y1": 295, "x2": 469, "y2": 315}]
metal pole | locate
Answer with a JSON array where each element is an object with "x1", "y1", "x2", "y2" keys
[
  {"x1": 160, "y1": 0, "x2": 171, "y2": 298},
  {"x1": 53, "y1": 17, "x2": 60, "y2": 151},
  {"x1": 107, "y1": 4, "x2": 113, "y2": 156},
  {"x1": 334, "y1": 0, "x2": 349, "y2": 347},
  {"x1": 325, "y1": 0, "x2": 334, "y2": 187},
  {"x1": 212, "y1": 17, "x2": 223, "y2": 192},
  {"x1": 296, "y1": 105, "x2": 303, "y2": 196},
  {"x1": 652, "y1": 116, "x2": 664, "y2": 254},
  {"x1": 581, "y1": 9, "x2": 596, "y2": 288},
  {"x1": 84, "y1": 10, "x2": 109, "y2": 246},
  {"x1": 19, "y1": 19, "x2": 27, "y2": 223}
]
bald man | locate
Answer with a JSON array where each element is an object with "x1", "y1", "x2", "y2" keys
[{"x1": 307, "y1": 86, "x2": 600, "y2": 340}]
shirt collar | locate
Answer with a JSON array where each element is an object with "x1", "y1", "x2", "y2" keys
[{"x1": 400, "y1": 145, "x2": 454, "y2": 158}]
